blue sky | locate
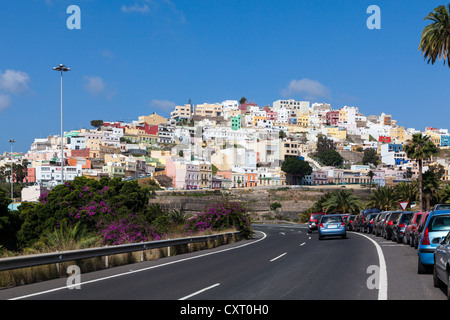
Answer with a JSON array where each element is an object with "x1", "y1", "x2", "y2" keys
[{"x1": 0, "y1": 0, "x2": 449, "y2": 153}]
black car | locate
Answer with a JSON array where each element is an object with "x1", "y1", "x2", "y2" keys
[
  {"x1": 363, "y1": 213, "x2": 379, "y2": 234},
  {"x1": 373, "y1": 212, "x2": 388, "y2": 236},
  {"x1": 384, "y1": 211, "x2": 402, "y2": 240},
  {"x1": 392, "y1": 212, "x2": 413, "y2": 243}
]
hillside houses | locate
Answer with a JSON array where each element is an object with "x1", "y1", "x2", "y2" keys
[{"x1": 3, "y1": 97, "x2": 449, "y2": 193}]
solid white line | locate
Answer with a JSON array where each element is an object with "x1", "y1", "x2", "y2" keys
[
  {"x1": 179, "y1": 283, "x2": 220, "y2": 300},
  {"x1": 9, "y1": 231, "x2": 267, "y2": 300},
  {"x1": 270, "y1": 253, "x2": 287, "y2": 262},
  {"x1": 351, "y1": 232, "x2": 388, "y2": 300},
  {"x1": 300, "y1": 242, "x2": 306, "y2": 247}
]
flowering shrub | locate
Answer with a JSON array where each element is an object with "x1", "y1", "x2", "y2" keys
[
  {"x1": 17, "y1": 177, "x2": 165, "y2": 249},
  {"x1": 183, "y1": 201, "x2": 253, "y2": 239},
  {"x1": 97, "y1": 214, "x2": 163, "y2": 245}
]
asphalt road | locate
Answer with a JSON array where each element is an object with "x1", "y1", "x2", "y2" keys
[{"x1": 0, "y1": 224, "x2": 447, "y2": 302}]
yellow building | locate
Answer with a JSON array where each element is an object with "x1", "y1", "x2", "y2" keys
[
  {"x1": 138, "y1": 113, "x2": 168, "y2": 126},
  {"x1": 170, "y1": 104, "x2": 192, "y2": 121},
  {"x1": 297, "y1": 114, "x2": 310, "y2": 128},
  {"x1": 339, "y1": 109, "x2": 347, "y2": 123},
  {"x1": 326, "y1": 127, "x2": 347, "y2": 140},
  {"x1": 194, "y1": 103, "x2": 223, "y2": 118},
  {"x1": 390, "y1": 126, "x2": 405, "y2": 143}
]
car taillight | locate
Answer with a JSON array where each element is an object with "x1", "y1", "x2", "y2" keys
[
  {"x1": 319, "y1": 223, "x2": 324, "y2": 228},
  {"x1": 349, "y1": 220, "x2": 353, "y2": 223},
  {"x1": 387, "y1": 221, "x2": 393, "y2": 226},
  {"x1": 399, "y1": 223, "x2": 405, "y2": 228},
  {"x1": 422, "y1": 228, "x2": 430, "y2": 245},
  {"x1": 341, "y1": 222, "x2": 345, "y2": 227},
  {"x1": 370, "y1": 219, "x2": 373, "y2": 224}
]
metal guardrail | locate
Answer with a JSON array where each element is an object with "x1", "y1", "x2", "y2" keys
[{"x1": 0, "y1": 231, "x2": 240, "y2": 272}]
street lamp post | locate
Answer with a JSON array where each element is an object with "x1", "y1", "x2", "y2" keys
[
  {"x1": 53, "y1": 64, "x2": 70, "y2": 184},
  {"x1": 8, "y1": 139, "x2": 15, "y2": 202}
]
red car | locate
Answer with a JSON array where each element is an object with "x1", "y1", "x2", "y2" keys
[
  {"x1": 308, "y1": 213, "x2": 325, "y2": 233},
  {"x1": 403, "y1": 211, "x2": 424, "y2": 246}
]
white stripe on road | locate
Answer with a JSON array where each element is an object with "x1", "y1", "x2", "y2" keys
[
  {"x1": 179, "y1": 283, "x2": 221, "y2": 300},
  {"x1": 270, "y1": 253, "x2": 287, "y2": 262},
  {"x1": 300, "y1": 242, "x2": 306, "y2": 247},
  {"x1": 351, "y1": 232, "x2": 388, "y2": 300},
  {"x1": 9, "y1": 231, "x2": 267, "y2": 300}
]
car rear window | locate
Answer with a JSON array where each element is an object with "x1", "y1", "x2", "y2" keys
[
  {"x1": 321, "y1": 216, "x2": 342, "y2": 224},
  {"x1": 390, "y1": 212, "x2": 401, "y2": 220},
  {"x1": 428, "y1": 215, "x2": 450, "y2": 232},
  {"x1": 310, "y1": 214, "x2": 323, "y2": 220},
  {"x1": 400, "y1": 213, "x2": 412, "y2": 223}
]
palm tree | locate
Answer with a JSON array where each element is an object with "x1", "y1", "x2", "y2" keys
[
  {"x1": 394, "y1": 181, "x2": 418, "y2": 207},
  {"x1": 323, "y1": 190, "x2": 364, "y2": 214},
  {"x1": 404, "y1": 133, "x2": 439, "y2": 211},
  {"x1": 367, "y1": 170, "x2": 375, "y2": 193},
  {"x1": 419, "y1": 4, "x2": 450, "y2": 67},
  {"x1": 366, "y1": 186, "x2": 398, "y2": 211}
]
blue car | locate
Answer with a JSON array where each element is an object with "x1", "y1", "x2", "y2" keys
[
  {"x1": 417, "y1": 210, "x2": 450, "y2": 274},
  {"x1": 318, "y1": 214, "x2": 347, "y2": 240}
]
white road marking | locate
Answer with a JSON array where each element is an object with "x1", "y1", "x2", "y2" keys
[
  {"x1": 270, "y1": 253, "x2": 287, "y2": 262},
  {"x1": 9, "y1": 231, "x2": 268, "y2": 300},
  {"x1": 351, "y1": 232, "x2": 388, "y2": 300},
  {"x1": 300, "y1": 242, "x2": 306, "y2": 247},
  {"x1": 179, "y1": 283, "x2": 221, "y2": 300}
]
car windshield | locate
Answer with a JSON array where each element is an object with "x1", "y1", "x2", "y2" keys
[
  {"x1": 428, "y1": 215, "x2": 450, "y2": 232},
  {"x1": 321, "y1": 216, "x2": 342, "y2": 224}
]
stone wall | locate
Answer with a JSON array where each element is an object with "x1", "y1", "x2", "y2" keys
[{"x1": 149, "y1": 186, "x2": 372, "y2": 220}]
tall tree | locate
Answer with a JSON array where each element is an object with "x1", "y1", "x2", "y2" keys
[
  {"x1": 419, "y1": 4, "x2": 450, "y2": 67},
  {"x1": 281, "y1": 157, "x2": 312, "y2": 185},
  {"x1": 404, "y1": 133, "x2": 439, "y2": 211}
]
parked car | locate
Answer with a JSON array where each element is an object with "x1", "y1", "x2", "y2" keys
[
  {"x1": 403, "y1": 212, "x2": 423, "y2": 246},
  {"x1": 414, "y1": 212, "x2": 430, "y2": 249},
  {"x1": 318, "y1": 214, "x2": 347, "y2": 240},
  {"x1": 433, "y1": 230, "x2": 450, "y2": 299},
  {"x1": 384, "y1": 211, "x2": 402, "y2": 240},
  {"x1": 417, "y1": 211, "x2": 450, "y2": 274},
  {"x1": 392, "y1": 212, "x2": 413, "y2": 243},
  {"x1": 373, "y1": 212, "x2": 388, "y2": 236},
  {"x1": 380, "y1": 212, "x2": 393, "y2": 238},
  {"x1": 346, "y1": 215, "x2": 357, "y2": 231},
  {"x1": 308, "y1": 213, "x2": 325, "y2": 233},
  {"x1": 364, "y1": 213, "x2": 379, "y2": 234},
  {"x1": 356, "y1": 208, "x2": 381, "y2": 232}
]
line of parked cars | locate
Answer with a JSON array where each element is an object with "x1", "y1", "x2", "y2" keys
[
  {"x1": 344, "y1": 204, "x2": 450, "y2": 300},
  {"x1": 307, "y1": 205, "x2": 450, "y2": 299}
]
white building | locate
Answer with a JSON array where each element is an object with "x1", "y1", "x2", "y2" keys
[{"x1": 273, "y1": 99, "x2": 310, "y2": 114}]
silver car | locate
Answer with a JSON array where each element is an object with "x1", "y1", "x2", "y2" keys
[
  {"x1": 318, "y1": 214, "x2": 347, "y2": 240},
  {"x1": 433, "y1": 230, "x2": 450, "y2": 300}
]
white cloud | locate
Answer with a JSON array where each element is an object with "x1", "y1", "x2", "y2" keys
[
  {"x1": 0, "y1": 93, "x2": 11, "y2": 111},
  {"x1": 149, "y1": 99, "x2": 176, "y2": 112},
  {"x1": 121, "y1": 3, "x2": 151, "y2": 14},
  {"x1": 83, "y1": 76, "x2": 106, "y2": 96},
  {"x1": 0, "y1": 69, "x2": 30, "y2": 94},
  {"x1": 281, "y1": 78, "x2": 330, "y2": 100}
]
